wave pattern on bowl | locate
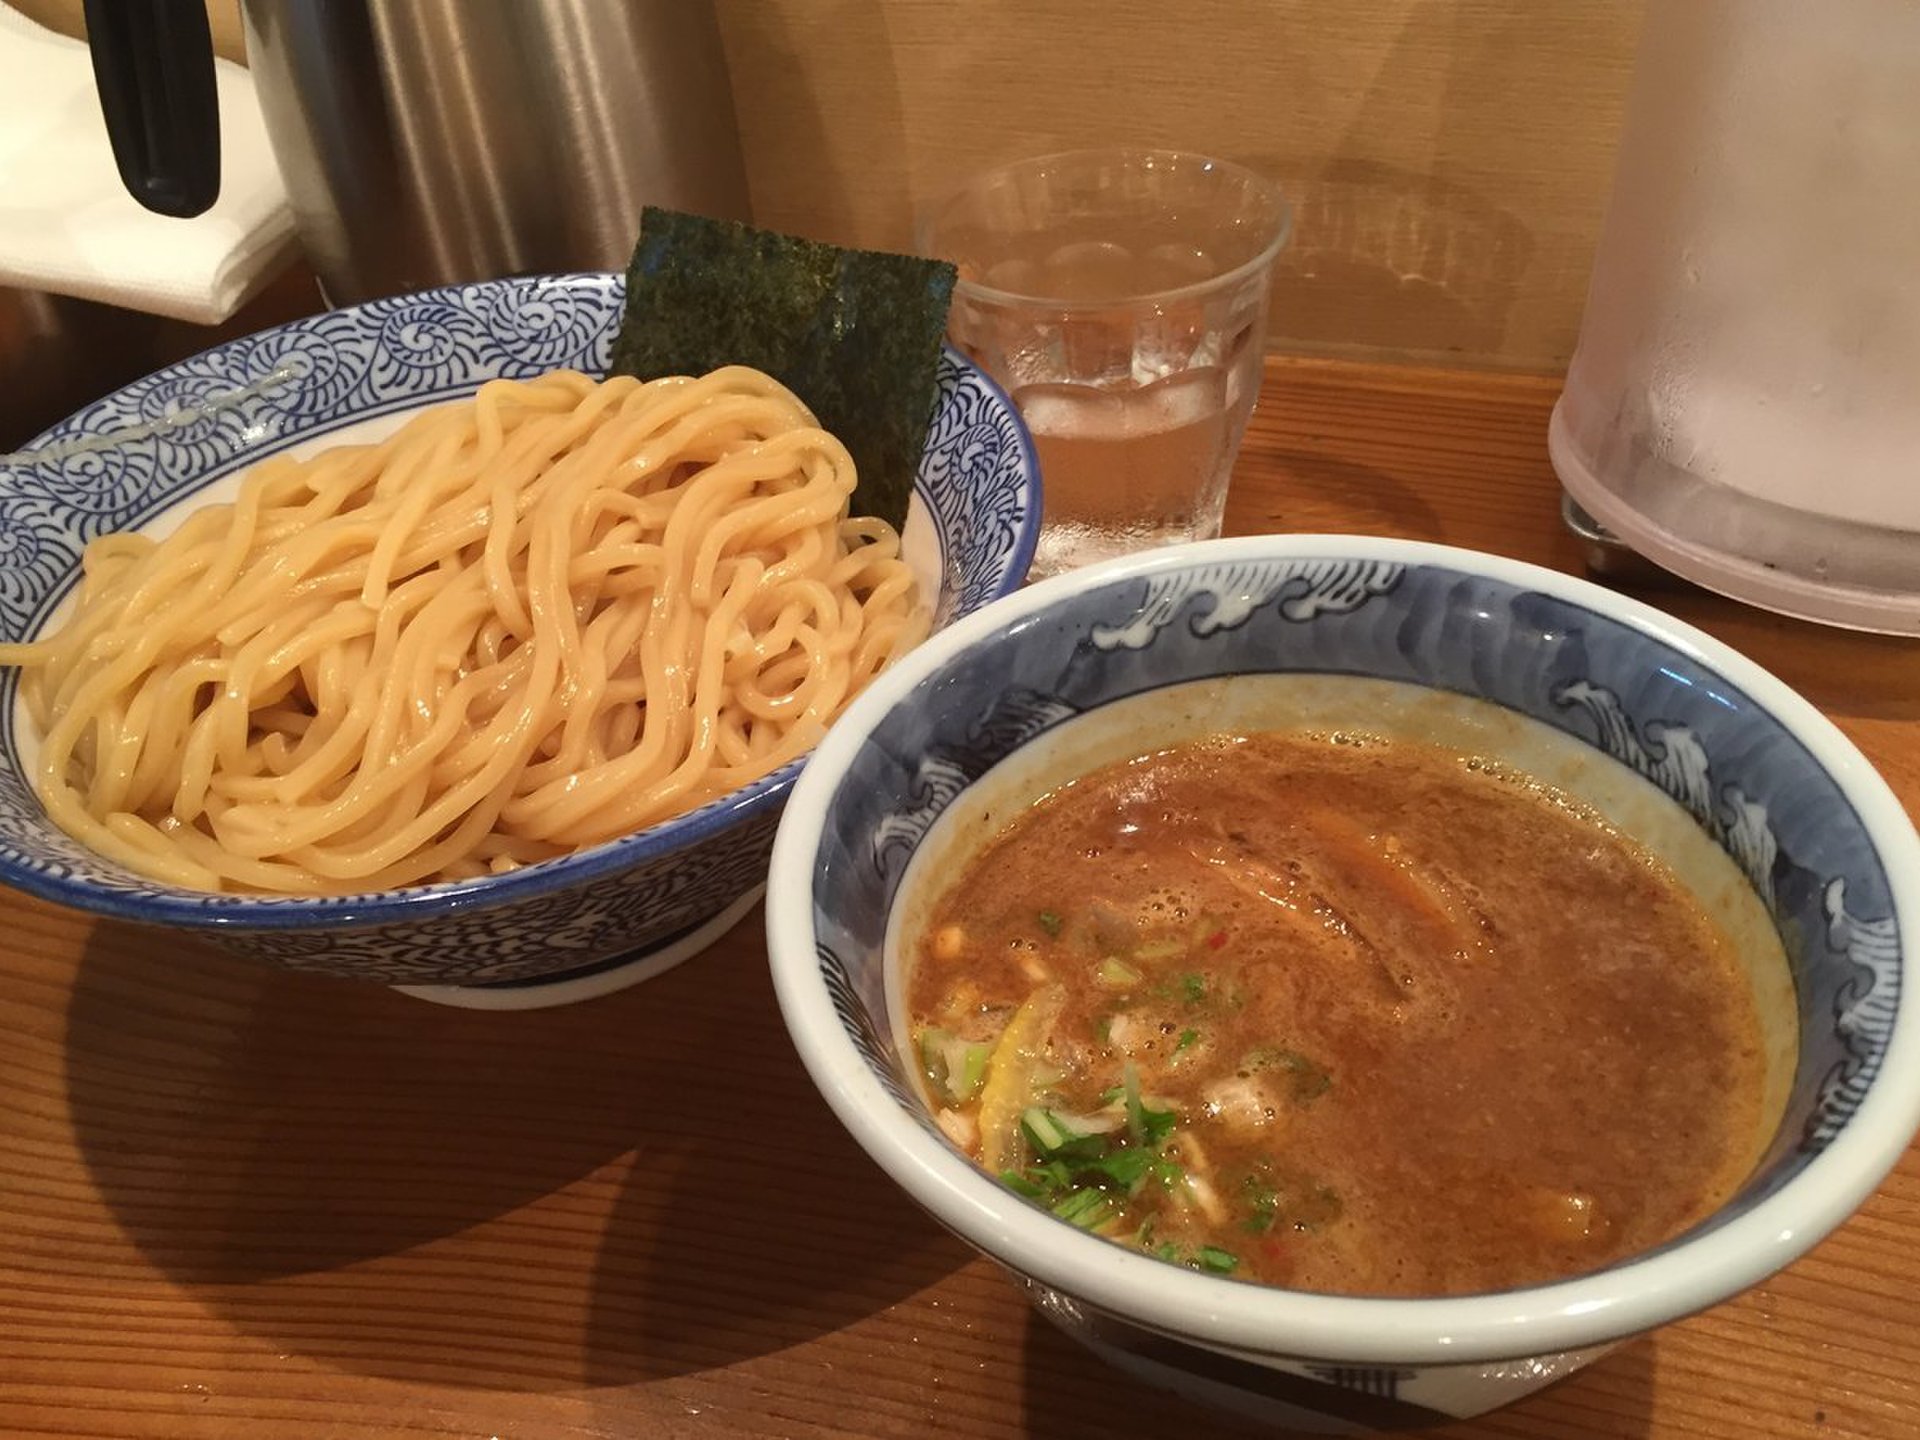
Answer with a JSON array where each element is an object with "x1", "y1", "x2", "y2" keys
[
  {"x1": 0, "y1": 274, "x2": 1039, "y2": 984},
  {"x1": 807, "y1": 552, "x2": 1899, "y2": 1299}
]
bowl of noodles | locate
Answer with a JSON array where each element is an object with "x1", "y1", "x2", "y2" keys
[{"x1": 0, "y1": 271, "x2": 1039, "y2": 1005}]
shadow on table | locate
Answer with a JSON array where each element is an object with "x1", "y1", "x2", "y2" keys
[
  {"x1": 579, "y1": 962, "x2": 963, "y2": 1385},
  {"x1": 1229, "y1": 447, "x2": 1450, "y2": 545},
  {"x1": 1017, "y1": 1307, "x2": 1271, "y2": 1439},
  {"x1": 62, "y1": 910, "x2": 959, "y2": 1391},
  {"x1": 1019, "y1": 1310, "x2": 1659, "y2": 1439}
]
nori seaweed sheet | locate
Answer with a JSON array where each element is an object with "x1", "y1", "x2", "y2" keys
[{"x1": 607, "y1": 207, "x2": 958, "y2": 531}]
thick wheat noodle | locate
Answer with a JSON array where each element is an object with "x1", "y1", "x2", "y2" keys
[{"x1": 0, "y1": 367, "x2": 929, "y2": 894}]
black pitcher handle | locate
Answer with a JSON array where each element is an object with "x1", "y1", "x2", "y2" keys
[{"x1": 83, "y1": 0, "x2": 221, "y2": 218}]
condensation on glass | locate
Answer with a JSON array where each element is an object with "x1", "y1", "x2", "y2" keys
[{"x1": 1551, "y1": 0, "x2": 1920, "y2": 634}]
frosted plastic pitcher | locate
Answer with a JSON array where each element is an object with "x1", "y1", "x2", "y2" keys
[{"x1": 1550, "y1": 0, "x2": 1920, "y2": 634}]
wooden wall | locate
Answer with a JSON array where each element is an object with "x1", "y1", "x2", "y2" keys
[{"x1": 10, "y1": 0, "x2": 1644, "y2": 371}]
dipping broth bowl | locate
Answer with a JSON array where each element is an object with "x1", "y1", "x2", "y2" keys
[
  {"x1": 766, "y1": 534, "x2": 1920, "y2": 1430},
  {"x1": 0, "y1": 273, "x2": 1039, "y2": 1009}
]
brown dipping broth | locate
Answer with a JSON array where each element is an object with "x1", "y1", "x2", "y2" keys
[{"x1": 906, "y1": 731, "x2": 1770, "y2": 1297}]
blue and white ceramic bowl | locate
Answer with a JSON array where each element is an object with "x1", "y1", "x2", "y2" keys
[
  {"x1": 766, "y1": 534, "x2": 1920, "y2": 1430},
  {"x1": 0, "y1": 273, "x2": 1039, "y2": 1007}
]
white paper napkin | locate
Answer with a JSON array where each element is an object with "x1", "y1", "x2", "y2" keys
[{"x1": 0, "y1": 3, "x2": 296, "y2": 324}]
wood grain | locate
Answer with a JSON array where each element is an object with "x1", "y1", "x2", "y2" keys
[
  {"x1": 710, "y1": 0, "x2": 1643, "y2": 370},
  {"x1": 0, "y1": 354, "x2": 1916, "y2": 1439}
]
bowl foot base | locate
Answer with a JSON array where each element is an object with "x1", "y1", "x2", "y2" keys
[{"x1": 389, "y1": 886, "x2": 766, "y2": 1011}]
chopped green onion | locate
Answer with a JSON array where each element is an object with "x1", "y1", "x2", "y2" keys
[
  {"x1": 916, "y1": 1027, "x2": 997, "y2": 1105},
  {"x1": 1051, "y1": 1187, "x2": 1122, "y2": 1231},
  {"x1": 956, "y1": 1043, "x2": 991, "y2": 1101},
  {"x1": 916, "y1": 1026, "x2": 950, "y2": 1079},
  {"x1": 1197, "y1": 1246, "x2": 1240, "y2": 1274},
  {"x1": 1000, "y1": 1169, "x2": 1046, "y2": 1198},
  {"x1": 1000, "y1": 1159, "x2": 1081, "y2": 1198},
  {"x1": 916, "y1": 1027, "x2": 957, "y2": 1101},
  {"x1": 1174, "y1": 1028, "x2": 1200, "y2": 1056},
  {"x1": 1020, "y1": 1107, "x2": 1076, "y2": 1155},
  {"x1": 1096, "y1": 957, "x2": 1143, "y2": 989},
  {"x1": 1237, "y1": 1168, "x2": 1343, "y2": 1233},
  {"x1": 1242, "y1": 1177, "x2": 1281, "y2": 1234},
  {"x1": 1147, "y1": 1241, "x2": 1242, "y2": 1273},
  {"x1": 1121, "y1": 1062, "x2": 1177, "y2": 1146},
  {"x1": 1142, "y1": 1103, "x2": 1177, "y2": 1146},
  {"x1": 1037, "y1": 909, "x2": 1064, "y2": 938},
  {"x1": 1087, "y1": 1147, "x2": 1157, "y2": 1188},
  {"x1": 1180, "y1": 973, "x2": 1207, "y2": 1005},
  {"x1": 1019, "y1": 1107, "x2": 1112, "y2": 1160}
]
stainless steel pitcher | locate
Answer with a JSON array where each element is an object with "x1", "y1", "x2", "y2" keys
[{"x1": 85, "y1": 0, "x2": 751, "y2": 305}]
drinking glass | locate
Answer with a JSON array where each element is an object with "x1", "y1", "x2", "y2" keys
[{"x1": 919, "y1": 149, "x2": 1288, "y2": 580}]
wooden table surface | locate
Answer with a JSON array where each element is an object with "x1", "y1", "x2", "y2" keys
[{"x1": 2, "y1": 352, "x2": 1916, "y2": 1440}]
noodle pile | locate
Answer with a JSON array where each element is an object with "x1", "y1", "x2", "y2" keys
[{"x1": 0, "y1": 367, "x2": 928, "y2": 894}]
